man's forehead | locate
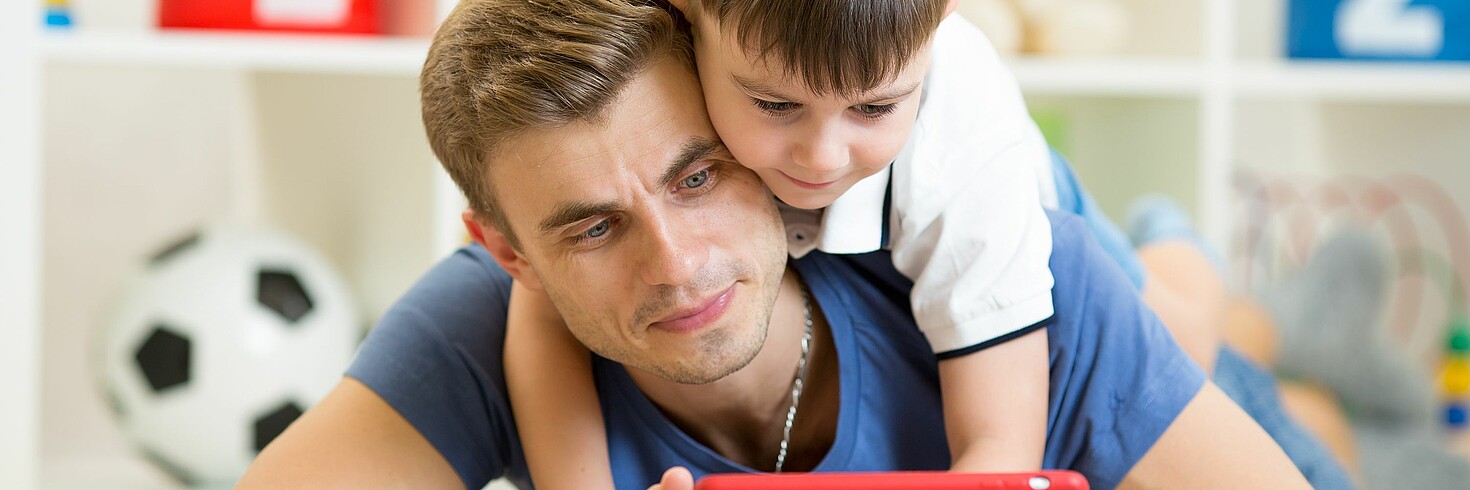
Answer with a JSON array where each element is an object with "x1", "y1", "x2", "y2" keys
[
  {"x1": 489, "y1": 56, "x2": 711, "y2": 181},
  {"x1": 487, "y1": 60, "x2": 725, "y2": 233}
]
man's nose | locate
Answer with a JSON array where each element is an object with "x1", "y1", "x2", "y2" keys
[{"x1": 638, "y1": 215, "x2": 708, "y2": 287}]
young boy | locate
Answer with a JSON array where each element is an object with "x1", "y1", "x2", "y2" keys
[{"x1": 505, "y1": 1, "x2": 1059, "y2": 487}]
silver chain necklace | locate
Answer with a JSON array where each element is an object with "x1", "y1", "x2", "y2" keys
[{"x1": 773, "y1": 290, "x2": 814, "y2": 473}]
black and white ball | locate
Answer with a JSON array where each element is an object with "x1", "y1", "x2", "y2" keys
[{"x1": 100, "y1": 224, "x2": 359, "y2": 484}]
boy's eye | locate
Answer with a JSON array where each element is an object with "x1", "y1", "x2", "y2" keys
[
  {"x1": 680, "y1": 169, "x2": 710, "y2": 189},
  {"x1": 752, "y1": 98, "x2": 798, "y2": 115},
  {"x1": 854, "y1": 103, "x2": 898, "y2": 118}
]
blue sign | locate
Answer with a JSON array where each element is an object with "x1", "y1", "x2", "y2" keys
[{"x1": 1288, "y1": 0, "x2": 1470, "y2": 61}]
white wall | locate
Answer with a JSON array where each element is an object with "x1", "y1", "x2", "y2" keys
[
  {"x1": 1, "y1": 0, "x2": 43, "y2": 488},
  {"x1": 42, "y1": 64, "x2": 243, "y2": 470}
]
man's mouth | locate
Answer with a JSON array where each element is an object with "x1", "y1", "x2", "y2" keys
[{"x1": 649, "y1": 285, "x2": 736, "y2": 334}]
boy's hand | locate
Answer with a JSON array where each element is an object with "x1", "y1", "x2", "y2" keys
[{"x1": 647, "y1": 467, "x2": 694, "y2": 490}]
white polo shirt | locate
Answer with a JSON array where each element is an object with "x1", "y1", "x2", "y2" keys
[{"x1": 781, "y1": 14, "x2": 1057, "y2": 355}]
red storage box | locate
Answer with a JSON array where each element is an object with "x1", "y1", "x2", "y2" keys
[{"x1": 159, "y1": 0, "x2": 380, "y2": 35}]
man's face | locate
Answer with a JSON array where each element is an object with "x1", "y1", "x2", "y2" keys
[{"x1": 485, "y1": 55, "x2": 789, "y2": 384}]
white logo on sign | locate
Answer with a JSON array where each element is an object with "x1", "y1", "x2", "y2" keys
[
  {"x1": 1337, "y1": 0, "x2": 1445, "y2": 57},
  {"x1": 254, "y1": 0, "x2": 351, "y2": 26}
]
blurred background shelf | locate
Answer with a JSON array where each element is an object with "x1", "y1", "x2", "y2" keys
[
  {"x1": 1009, "y1": 57, "x2": 1206, "y2": 97},
  {"x1": 42, "y1": 30, "x2": 429, "y2": 75},
  {"x1": 1233, "y1": 61, "x2": 1470, "y2": 103}
]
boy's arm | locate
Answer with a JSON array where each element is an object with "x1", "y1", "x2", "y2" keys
[
  {"x1": 505, "y1": 282, "x2": 616, "y2": 490},
  {"x1": 237, "y1": 377, "x2": 463, "y2": 489},
  {"x1": 890, "y1": 15, "x2": 1057, "y2": 475},
  {"x1": 941, "y1": 328, "x2": 1048, "y2": 472}
]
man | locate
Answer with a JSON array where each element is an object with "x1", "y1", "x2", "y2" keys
[{"x1": 238, "y1": 0, "x2": 1310, "y2": 488}]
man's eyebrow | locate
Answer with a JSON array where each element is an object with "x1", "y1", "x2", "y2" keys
[
  {"x1": 535, "y1": 138, "x2": 722, "y2": 235},
  {"x1": 657, "y1": 137, "x2": 724, "y2": 189},
  {"x1": 538, "y1": 201, "x2": 620, "y2": 235}
]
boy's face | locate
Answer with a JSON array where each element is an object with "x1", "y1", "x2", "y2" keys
[{"x1": 688, "y1": 15, "x2": 933, "y2": 210}]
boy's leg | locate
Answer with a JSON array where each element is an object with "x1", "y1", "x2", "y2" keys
[
  {"x1": 1046, "y1": 151, "x2": 1356, "y2": 487},
  {"x1": 1136, "y1": 242, "x2": 1226, "y2": 374}
]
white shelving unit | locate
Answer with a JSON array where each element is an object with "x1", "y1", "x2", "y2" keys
[
  {"x1": 42, "y1": 30, "x2": 431, "y2": 75},
  {"x1": 3, "y1": 1, "x2": 43, "y2": 489},
  {"x1": 10, "y1": 0, "x2": 1469, "y2": 487},
  {"x1": 1233, "y1": 61, "x2": 1470, "y2": 103}
]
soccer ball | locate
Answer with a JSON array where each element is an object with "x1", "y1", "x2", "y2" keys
[{"x1": 99, "y1": 224, "x2": 360, "y2": 484}]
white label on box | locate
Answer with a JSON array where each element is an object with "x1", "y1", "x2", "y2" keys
[
  {"x1": 254, "y1": 0, "x2": 351, "y2": 26},
  {"x1": 1336, "y1": 0, "x2": 1444, "y2": 57}
]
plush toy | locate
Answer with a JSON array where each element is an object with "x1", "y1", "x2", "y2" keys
[{"x1": 1017, "y1": 0, "x2": 1130, "y2": 56}]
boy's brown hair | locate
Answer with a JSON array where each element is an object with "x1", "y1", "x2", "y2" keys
[
  {"x1": 420, "y1": 0, "x2": 691, "y2": 248},
  {"x1": 688, "y1": 0, "x2": 948, "y2": 96}
]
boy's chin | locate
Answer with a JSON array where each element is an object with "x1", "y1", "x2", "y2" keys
[{"x1": 771, "y1": 188, "x2": 844, "y2": 210}]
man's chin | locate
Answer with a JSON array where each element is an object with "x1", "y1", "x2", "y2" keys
[{"x1": 640, "y1": 324, "x2": 764, "y2": 385}]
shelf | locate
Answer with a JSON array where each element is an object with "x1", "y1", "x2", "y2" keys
[
  {"x1": 42, "y1": 455, "x2": 182, "y2": 490},
  {"x1": 1234, "y1": 60, "x2": 1470, "y2": 104},
  {"x1": 41, "y1": 30, "x2": 428, "y2": 75},
  {"x1": 1008, "y1": 57, "x2": 1205, "y2": 97}
]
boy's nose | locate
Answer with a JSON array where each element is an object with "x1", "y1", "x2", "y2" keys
[{"x1": 792, "y1": 137, "x2": 849, "y2": 175}]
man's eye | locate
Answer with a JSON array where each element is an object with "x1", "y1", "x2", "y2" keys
[
  {"x1": 681, "y1": 169, "x2": 710, "y2": 189},
  {"x1": 583, "y1": 219, "x2": 611, "y2": 239},
  {"x1": 752, "y1": 99, "x2": 797, "y2": 115},
  {"x1": 855, "y1": 103, "x2": 897, "y2": 118}
]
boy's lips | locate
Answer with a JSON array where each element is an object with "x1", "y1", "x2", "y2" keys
[
  {"x1": 649, "y1": 285, "x2": 736, "y2": 334},
  {"x1": 780, "y1": 171, "x2": 839, "y2": 190}
]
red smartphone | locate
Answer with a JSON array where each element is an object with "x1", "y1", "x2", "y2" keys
[{"x1": 693, "y1": 470, "x2": 1089, "y2": 490}]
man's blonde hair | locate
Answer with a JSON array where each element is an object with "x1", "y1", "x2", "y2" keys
[
  {"x1": 689, "y1": 0, "x2": 947, "y2": 97},
  {"x1": 421, "y1": 0, "x2": 691, "y2": 247}
]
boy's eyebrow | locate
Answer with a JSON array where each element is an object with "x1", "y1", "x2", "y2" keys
[
  {"x1": 869, "y1": 81, "x2": 922, "y2": 102},
  {"x1": 537, "y1": 137, "x2": 724, "y2": 235},
  {"x1": 732, "y1": 74, "x2": 794, "y2": 101},
  {"x1": 733, "y1": 74, "x2": 921, "y2": 102}
]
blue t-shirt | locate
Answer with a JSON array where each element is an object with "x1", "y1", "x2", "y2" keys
[{"x1": 346, "y1": 211, "x2": 1206, "y2": 489}]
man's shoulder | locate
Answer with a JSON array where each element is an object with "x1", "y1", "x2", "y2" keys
[
  {"x1": 1043, "y1": 210, "x2": 1133, "y2": 304},
  {"x1": 391, "y1": 244, "x2": 511, "y2": 318},
  {"x1": 357, "y1": 243, "x2": 514, "y2": 374},
  {"x1": 1040, "y1": 207, "x2": 1152, "y2": 323},
  {"x1": 345, "y1": 243, "x2": 524, "y2": 489}
]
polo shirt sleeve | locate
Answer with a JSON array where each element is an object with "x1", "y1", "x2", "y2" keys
[
  {"x1": 1040, "y1": 210, "x2": 1208, "y2": 489},
  {"x1": 888, "y1": 14, "x2": 1057, "y2": 356},
  {"x1": 344, "y1": 245, "x2": 528, "y2": 489}
]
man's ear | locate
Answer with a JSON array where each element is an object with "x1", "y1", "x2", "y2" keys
[
  {"x1": 945, "y1": 0, "x2": 958, "y2": 17},
  {"x1": 462, "y1": 208, "x2": 544, "y2": 290}
]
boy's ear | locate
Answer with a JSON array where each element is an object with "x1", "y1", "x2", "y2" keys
[
  {"x1": 668, "y1": 0, "x2": 690, "y2": 15},
  {"x1": 945, "y1": 0, "x2": 958, "y2": 16},
  {"x1": 462, "y1": 208, "x2": 544, "y2": 290}
]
